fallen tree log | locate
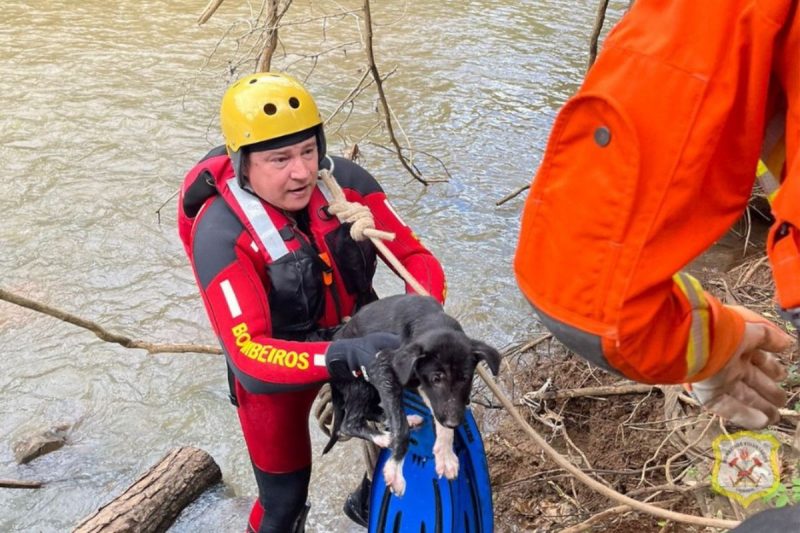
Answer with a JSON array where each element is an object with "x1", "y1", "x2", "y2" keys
[{"x1": 73, "y1": 447, "x2": 221, "y2": 533}]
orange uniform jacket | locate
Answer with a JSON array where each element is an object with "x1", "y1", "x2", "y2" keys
[{"x1": 514, "y1": 0, "x2": 800, "y2": 384}]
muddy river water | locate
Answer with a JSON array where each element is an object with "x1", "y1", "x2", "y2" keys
[{"x1": 0, "y1": 1, "x2": 627, "y2": 530}]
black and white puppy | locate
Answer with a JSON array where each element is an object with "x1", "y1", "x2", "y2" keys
[{"x1": 324, "y1": 294, "x2": 501, "y2": 495}]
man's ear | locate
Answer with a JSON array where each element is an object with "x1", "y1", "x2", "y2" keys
[
  {"x1": 392, "y1": 343, "x2": 424, "y2": 385},
  {"x1": 471, "y1": 339, "x2": 502, "y2": 376}
]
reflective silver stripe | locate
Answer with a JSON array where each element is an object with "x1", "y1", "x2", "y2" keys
[
  {"x1": 384, "y1": 199, "x2": 407, "y2": 227},
  {"x1": 226, "y1": 178, "x2": 289, "y2": 259},
  {"x1": 756, "y1": 160, "x2": 780, "y2": 201},
  {"x1": 220, "y1": 279, "x2": 242, "y2": 318},
  {"x1": 533, "y1": 303, "x2": 619, "y2": 375},
  {"x1": 761, "y1": 114, "x2": 785, "y2": 159},
  {"x1": 317, "y1": 179, "x2": 333, "y2": 202},
  {"x1": 673, "y1": 272, "x2": 710, "y2": 378}
]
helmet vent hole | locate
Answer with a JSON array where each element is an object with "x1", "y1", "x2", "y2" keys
[
  {"x1": 249, "y1": 78, "x2": 258, "y2": 84},
  {"x1": 288, "y1": 97, "x2": 300, "y2": 109},
  {"x1": 263, "y1": 103, "x2": 278, "y2": 115}
]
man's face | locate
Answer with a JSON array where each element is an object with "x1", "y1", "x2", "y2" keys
[{"x1": 244, "y1": 136, "x2": 319, "y2": 211}]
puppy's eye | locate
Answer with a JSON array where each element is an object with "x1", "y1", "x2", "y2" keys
[{"x1": 430, "y1": 372, "x2": 444, "y2": 385}]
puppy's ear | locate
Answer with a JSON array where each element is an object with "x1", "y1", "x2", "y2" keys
[
  {"x1": 392, "y1": 343, "x2": 424, "y2": 385},
  {"x1": 471, "y1": 339, "x2": 502, "y2": 376}
]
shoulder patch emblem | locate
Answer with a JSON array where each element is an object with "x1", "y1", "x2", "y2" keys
[{"x1": 711, "y1": 430, "x2": 781, "y2": 507}]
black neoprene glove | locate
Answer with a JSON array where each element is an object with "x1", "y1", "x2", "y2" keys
[{"x1": 325, "y1": 332, "x2": 401, "y2": 381}]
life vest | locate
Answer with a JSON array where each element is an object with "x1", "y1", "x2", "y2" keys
[{"x1": 179, "y1": 148, "x2": 378, "y2": 340}]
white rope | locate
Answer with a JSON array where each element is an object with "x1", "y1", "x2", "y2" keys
[
  {"x1": 318, "y1": 169, "x2": 429, "y2": 296},
  {"x1": 327, "y1": 200, "x2": 376, "y2": 242}
]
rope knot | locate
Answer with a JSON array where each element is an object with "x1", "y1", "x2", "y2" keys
[
  {"x1": 319, "y1": 168, "x2": 380, "y2": 242},
  {"x1": 327, "y1": 199, "x2": 375, "y2": 241}
]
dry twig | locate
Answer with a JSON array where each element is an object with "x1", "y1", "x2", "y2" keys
[
  {"x1": 521, "y1": 383, "x2": 654, "y2": 403},
  {"x1": 559, "y1": 504, "x2": 631, "y2": 533},
  {"x1": 664, "y1": 415, "x2": 716, "y2": 485},
  {"x1": 496, "y1": 183, "x2": 530, "y2": 206}
]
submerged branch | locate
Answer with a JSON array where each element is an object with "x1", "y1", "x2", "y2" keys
[
  {"x1": 0, "y1": 288, "x2": 221, "y2": 355},
  {"x1": 198, "y1": 0, "x2": 227, "y2": 25},
  {"x1": 496, "y1": 183, "x2": 530, "y2": 206},
  {"x1": 0, "y1": 479, "x2": 43, "y2": 489}
]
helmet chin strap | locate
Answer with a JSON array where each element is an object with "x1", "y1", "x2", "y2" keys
[
  {"x1": 229, "y1": 149, "x2": 250, "y2": 189},
  {"x1": 320, "y1": 154, "x2": 335, "y2": 176}
]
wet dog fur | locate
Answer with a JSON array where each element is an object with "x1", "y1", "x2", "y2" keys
[{"x1": 323, "y1": 294, "x2": 501, "y2": 495}]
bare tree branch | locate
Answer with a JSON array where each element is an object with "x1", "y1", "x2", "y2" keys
[
  {"x1": 257, "y1": 0, "x2": 295, "y2": 72},
  {"x1": 587, "y1": 0, "x2": 610, "y2": 71},
  {"x1": 257, "y1": 0, "x2": 280, "y2": 71},
  {"x1": 198, "y1": 0, "x2": 227, "y2": 25},
  {"x1": 324, "y1": 68, "x2": 372, "y2": 125},
  {"x1": 361, "y1": 0, "x2": 427, "y2": 185},
  {"x1": 364, "y1": 141, "x2": 450, "y2": 183},
  {"x1": 0, "y1": 288, "x2": 221, "y2": 355}
]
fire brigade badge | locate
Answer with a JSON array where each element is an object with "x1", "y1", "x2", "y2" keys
[{"x1": 711, "y1": 431, "x2": 781, "y2": 507}]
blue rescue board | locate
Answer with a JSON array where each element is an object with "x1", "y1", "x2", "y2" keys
[{"x1": 369, "y1": 390, "x2": 494, "y2": 532}]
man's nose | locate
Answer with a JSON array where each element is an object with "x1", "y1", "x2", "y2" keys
[{"x1": 288, "y1": 156, "x2": 312, "y2": 178}]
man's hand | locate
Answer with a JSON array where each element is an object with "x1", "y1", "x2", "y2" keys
[
  {"x1": 325, "y1": 332, "x2": 401, "y2": 381},
  {"x1": 691, "y1": 305, "x2": 792, "y2": 429}
]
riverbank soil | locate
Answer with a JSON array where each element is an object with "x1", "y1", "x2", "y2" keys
[{"x1": 485, "y1": 213, "x2": 800, "y2": 532}]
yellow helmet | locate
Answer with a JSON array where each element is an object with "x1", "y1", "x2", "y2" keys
[{"x1": 219, "y1": 72, "x2": 325, "y2": 156}]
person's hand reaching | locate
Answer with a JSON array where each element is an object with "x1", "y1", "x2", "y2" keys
[{"x1": 690, "y1": 305, "x2": 792, "y2": 428}]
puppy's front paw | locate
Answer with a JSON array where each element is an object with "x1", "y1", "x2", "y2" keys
[
  {"x1": 382, "y1": 457, "x2": 406, "y2": 496},
  {"x1": 406, "y1": 414, "x2": 424, "y2": 428},
  {"x1": 434, "y1": 446, "x2": 459, "y2": 480},
  {"x1": 372, "y1": 432, "x2": 392, "y2": 448}
]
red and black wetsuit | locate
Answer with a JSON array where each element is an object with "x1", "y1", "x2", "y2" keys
[{"x1": 178, "y1": 147, "x2": 446, "y2": 532}]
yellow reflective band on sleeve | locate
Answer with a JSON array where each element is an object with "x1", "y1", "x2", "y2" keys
[
  {"x1": 755, "y1": 160, "x2": 781, "y2": 206},
  {"x1": 756, "y1": 160, "x2": 768, "y2": 177},
  {"x1": 673, "y1": 272, "x2": 710, "y2": 378},
  {"x1": 767, "y1": 189, "x2": 779, "y2": 204},
  {"x1": 756, "y1": 114, "x2": 786, "y2": 206}
]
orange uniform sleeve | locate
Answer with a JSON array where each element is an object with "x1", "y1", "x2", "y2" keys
[{"x1": 514, "y1": 0, "x2": 795, "y2": 384}]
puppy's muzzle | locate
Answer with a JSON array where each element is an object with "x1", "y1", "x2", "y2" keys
[{"x1": 439, "y1": 414, "x2": 464, "y2": 429}]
